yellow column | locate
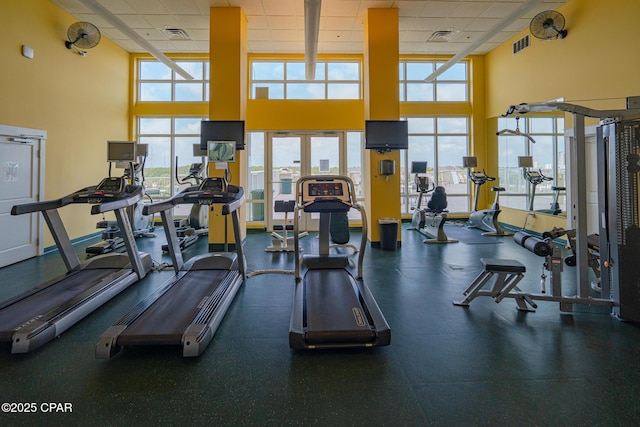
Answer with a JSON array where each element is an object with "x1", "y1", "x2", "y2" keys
[
  {"x1": 208, "y1": 7, "x2": 247, "y2": 248},
  {"x1": 363, "y1": 8, "x2": 401, "y2": 247}
]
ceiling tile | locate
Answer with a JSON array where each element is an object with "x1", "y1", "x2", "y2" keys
[
  {"x1": 323, "y1": 16, "x2": 356, "y2": 31},
  {"x1": 175, "y1": 15, "x2": 210, "y2": 29},
  {"x1": 323, "y1": 0, "x2": 361, "y2": 17},
  {"x1": 267, "y1": 16, "x2": 303, "y2": 30},
  {"x1": 97, "y1": 0, "x2": 137, "y2": 14},
  {"x1": 118, "y1": 14, "x2": 154, "y2": 29},
  {"x1": 271, "y1": 29, "x2": 304, "y2": 42},
  {"x1": 228, "y1": 0, "x2": 265, "y2": 16},
  {"x1": 158, "y1": 0, "x2": 202, "y2": 15},
  {"x1": 451, "y1": 2, "x2": 492, "y2": 18},
  {"x1": 125, "y1": 0, "x2": 169, "y2": 14},
  {"x1": 144, "y1": 14, "x2": 183, "y2": 28},
  {"x1": 420, "y1": 1, "x2": 461, "y2": 18},
  {"x1": 51, "y1": 0, "x2": 569, "y2": 56},
  {"x1": 263, "y1": 0, "x2": 302, "y2": 16}
]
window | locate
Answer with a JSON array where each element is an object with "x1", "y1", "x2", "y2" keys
[
  {"x1": 498, "y1": 116, "x2": 565, "y2": 211},
  {"x1": 246, "y1": 132, "x2": 266, "y2": 222},
  {"x1": 400, "y1": 117, "x2": 470, "y2": 214},
  {"x1": 399, "y1": 61, "x2": 468, "y2": 102},
  {"x1": 137, "y1": 117, "x2": 206, "y2": 204},
  {"x1": 250, "y1": 60, "x2": 360, "y2": 100},
  {"x1": 138, "y1": 60, "x2": 209, "y2": 102}
]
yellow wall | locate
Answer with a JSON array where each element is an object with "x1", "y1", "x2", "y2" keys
[
  {"x1": 486, "y1": 0, "x2": 640, "y2": 116},
  {"x1": 0, "y1": 0, "x2": 130, "y2": 246},
  {"x1": 364, "y1": 9, "x2": 401, "y2": 244},
  {"x1": 485, "y1": 0, "x2": 640, "y2": 232},
  {"x1": 208, "y1": 7, "x2": 248, "y2": 246}
]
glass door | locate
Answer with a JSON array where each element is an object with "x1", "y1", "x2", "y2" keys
[
  {"x1": 267, "y1": 133, "x2": 303, "y2": 232},
  {"x1": 266, "y1": 132, "x2": 345, "y2": 232}
]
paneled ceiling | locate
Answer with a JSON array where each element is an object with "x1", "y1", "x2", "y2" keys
[{"x1": 52, "y1": 0, "x2": 569, "y2": 55}]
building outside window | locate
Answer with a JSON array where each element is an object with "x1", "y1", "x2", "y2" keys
[
  {"x1": 497, "y1": 116, "x2": 565, "y2": 211},
  {"x1": 400, "y1": 117, "x2": 470, "y2": 215},
  {"x1": 250, "y1": 60, "x2": 360, "y2": 100},
  {"x1": 138, "y1": 60, "x2": 209, "y2": 102}
]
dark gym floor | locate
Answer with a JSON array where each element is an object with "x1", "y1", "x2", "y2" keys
[{"x1": 1, "y1": 222, "x2": 640, "y2": 426}]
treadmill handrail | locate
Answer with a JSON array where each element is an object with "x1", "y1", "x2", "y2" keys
[
  {"x1": 11, "y1": 184, "x2": 143, "y2": 216},
  {"x1": 294, "y1": 175, "x2": 366, "y2": 280},
  {"x1": 90, "y1": 185, "x2": 143, "y2": 214},
  {"x1": 142, "y1": 185, "x2": 244, "y2": 216}
]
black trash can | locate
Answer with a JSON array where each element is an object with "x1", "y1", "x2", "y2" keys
[{"x1": 378, "y1": 218, "x2": 399, "y2": 251}]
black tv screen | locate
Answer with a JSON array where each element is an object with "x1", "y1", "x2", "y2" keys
[
  {"x1": 411, "y1": 161, "x2": 427, "y2": 174},
  {"x1": 365, "y1": 120, "x2": 408, "y2": 151},
  {"x1": 200, "y1": 120, "x2": 245, "y2": 151}
]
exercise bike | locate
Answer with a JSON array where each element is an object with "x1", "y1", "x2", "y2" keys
[
  {"x1": 524, "y1": 169, "x2": 565, "y2": 214},
  {"x1": 467, "y1": 169, "x2": 512, "y2": 236},
  {"x1": 410, "y1": 175, "x2": 458, "y2": 244},
  {"x1": 86, "y1": 142, "x2": 155, "y2": 256},
  {"x1": 161, "y1": 151, "x2": 209, "y2": 253}
]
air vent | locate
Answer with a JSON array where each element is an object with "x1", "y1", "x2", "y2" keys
[
  {"x1": 159, "y1": 28, "x2": 191, "y2": 41},
  {"x1": 513, "y1": 34, "x2": 530, "y2": 54},
  {"x1": 427, "y1": 30, "x2": 459, "y2": 42}
]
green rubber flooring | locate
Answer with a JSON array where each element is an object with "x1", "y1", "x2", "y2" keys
[{"x1": 1, "y1": 223, "x2": 639, "y2": 426}]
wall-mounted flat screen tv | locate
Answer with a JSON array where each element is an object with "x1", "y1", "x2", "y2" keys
[
  {"x1": 365, "y1": 120, "x2": 408, "y2": 152},
  {"x1": 200, "y1": 120, "x2": 245, "y2": 151}
]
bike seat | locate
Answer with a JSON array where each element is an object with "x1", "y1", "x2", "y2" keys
[
  {"x1": 491, "y1": 187, "x2": 505, "y2": 192},
  {"x1": 551, "y1": 186, "x2": 565, "y2": 191}
]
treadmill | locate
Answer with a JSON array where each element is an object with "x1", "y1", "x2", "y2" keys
[
  {"x1": 2, "y1": 176, "x2": 152, "y2": 353},
  {"x1": 96, "y1": 177, "x2": 246, "y2": 358},
  {"x1": 289, "y1": 175, "x2": 390, "y2": 349}
]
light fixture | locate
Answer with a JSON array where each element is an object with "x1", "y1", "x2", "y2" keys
[
  {"x1": 79, "y1": 0, "x2": 194, "y2": 80},
  {"x1": 424, "y1": 0, "x2": 543, "y2": 82},
  {"x1": 304, "y1": 0, "x2": 322, "y2": 80}
]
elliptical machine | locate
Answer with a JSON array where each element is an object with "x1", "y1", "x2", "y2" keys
[
  {"x1": 523, "y1": 168, "x2": 565, "y2": 214},
  {"x1": 86, "y1": 142, "x2": 155, "y2": 256},
  {"x1": 161, "y1": 145, "x2": 209, "y2": 253},
  {"x1": 409, "y1": 161, "x2": 458, "y2": 244},
  {"x1": 464, "y1": 156, "x2": 512, "y2": 236}
]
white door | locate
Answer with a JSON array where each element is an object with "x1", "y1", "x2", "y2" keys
[
  {"x1": 0, "y1": 125, "x2": 45, "y2": 267},
  {"x1": 266, "y1": 132, "x2": 345, "y2": 231}
]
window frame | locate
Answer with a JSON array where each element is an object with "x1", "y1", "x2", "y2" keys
[
  {"x1": 497, "y1": 115, "x2": 565, "y2": 211},
  {"x1": 137, "y1": 59, "x2": 210, "y2": 103},
  {"x1": 250, "y1": 60, "x2": 362, "y2": 100}
]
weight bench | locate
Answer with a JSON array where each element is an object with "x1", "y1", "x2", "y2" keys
[{"x1": 453, "y1": 258, "x2": 536, "y2": 311}]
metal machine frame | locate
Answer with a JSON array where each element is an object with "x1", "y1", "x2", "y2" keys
[
  {"x1": 457, "y1": 100, "x2": 640, "y2": 320},
  {"x1": 3, "y1": 177, "x2": 152, "y2": 353},
  {"x1": 96, "y1": 177, "x2": 246, "y2": 358},
  {"x1": 290, "y1": 175, "x2": 390, "y2": 349}
]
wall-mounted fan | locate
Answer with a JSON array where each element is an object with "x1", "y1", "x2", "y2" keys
[
  {"x1": 65, "y1": 21, "x2": 101, "y2": 55},
  {"x1": 530, "y1": 10, "x2": 568, "y2": 40}
]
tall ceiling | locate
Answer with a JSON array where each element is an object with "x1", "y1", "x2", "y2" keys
[{"x1": 52, "y1": 0, "x2": 568, "y2": 56}]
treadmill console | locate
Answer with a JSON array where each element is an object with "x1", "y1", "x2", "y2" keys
[
  {"x1": 301, "y1": 178, "x2": 351, "y2": 212},
  {"x1": 184, "y1": 177, "x2": 230, "y2": 204},
  {"x1": 76, "y1": 177, "x2": 127, "y2": 204}
]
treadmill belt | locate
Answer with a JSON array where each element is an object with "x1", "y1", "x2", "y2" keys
[
  {"x1": 0, "y1": 268, "x2": 121, "y2": 337},
  {"x1": 304, "y1": 269, "x2": 375, "y2": 344},
  {"x1": 117, "y1": 270, "x2": 229, "y2": 346}
]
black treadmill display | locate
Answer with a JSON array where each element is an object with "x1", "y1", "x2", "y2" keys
[
  {"x1": 200, "y1": 178, "x2": 225, "y2": 192},
  {"x1": 96, "y1": 177, "x2": 124, "y2": 193},
  {"x1": 308, "y1": 183, "x2": 343, "y2": 197}
]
